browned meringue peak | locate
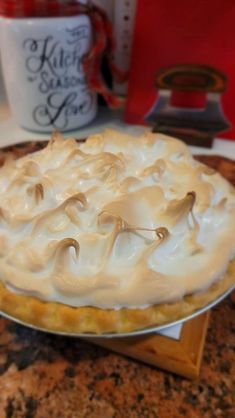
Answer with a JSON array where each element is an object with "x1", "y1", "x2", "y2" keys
[
  {"x1": 1, "y1": 160, "x2": 41, "y2": 197},
  {"x1": 141, "y1": 158, "x2": 166, "y2": 179},
  {"x1": 7, "y1": 240, "x2": 50, "y2": 273},
  {"x1": 202, "y1": 197, "x2": 230, "y2": 225},
  {"x1": 148, "y1": 158, "x2": 216, "y2": 211},
  {"x1": 0, "y1": 239, "x2": 54, "y2": 294},
  {"x1": 100, "y1": 187, "x2": 196, "y2": 237},
  {"x1": 32, "y1": 132, "x2": 78, "y2": 171},
  {"x1": 63, "y1": 193, "x2": 87, "y2": 227},
  {"x1": 0, "y1": 208, "x2": 40, "y2": 234},
  {"x1": 147, "y1": 221, "x2": 204, "y2": 274},
  {"x1": 20, "y1": 160, "x2": 41, "y2": 177},
  {"x1": 54, "y1": 238, "x2": 80, "y2": 270},
  {"x1": 162, "y1": 214, "x2": 198, "y2": 256},
  {"x1": 98, "y1": 210, "x2": 170, "y2": 263},
  {"x1": 46, "y1": 130, "x2": 74, "y2": 150},
  {"x1": 0, "y1": 206, "x2": 8, "y2": 224},
  {"x1": 119, "y1": 176, "x2": 142, "y2": 193},
  {"x1": 98, "y1": 211, "x2": 167, "y2": 268},
  {"x1": 63, "y1": 148, "x2": 89, "y2": 165},
  {"x1": 82, "y1": 130, "x2": 190, "y2": 159},
  {"x1": 2, "y1": 183, "x2": 43, "y2": 218},
  {"x1": 0, "y1": 155, "x2": 17, "y2": 183},
  {"x1": 5, "y1": 238, "x2": 78, "y2": 277},
  {"x1": 35, "y1": 152, "x2": 124, "y2": 200},
  {"x1": 0, "y1": 205, "x2": 23, "y2": 230},
  {"x1": 98, "y1": 212, "x2": 131, "y2": 262},
  {"x1": 75, "y1": 152, "x2": 125, "y2": 176},
  {"x1": 31, "y1": 192, "x2": 87, "y2": 234},
  {"x1": 27, "y1": 182, "x2": 44, "y2": 204},
  {"x1": 101, "y1": 186, "x2": 165, "y2": 228},
  {"x1": 0, "y1": 206, "x2": 21, "y2": 231},
  {"x1": 138, "y1": 227, "x2": 170, "y2": 259},
  {"x1": 0, "y1": 235, "x2": 8, "y2": 256},
  {"x1": 161, "y1": 192, "x2": 196, "y2": 229},
  {"x1": 194, "y1": 163, "x2": 216, "y2": 176},
  {"x1": 51, "y1": 236, "x2": 118, "y2": 295}
]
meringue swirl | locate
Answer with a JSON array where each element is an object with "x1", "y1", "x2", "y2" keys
[{"x1": 0, "y1": 130, "x2": 234, "y2": 308}]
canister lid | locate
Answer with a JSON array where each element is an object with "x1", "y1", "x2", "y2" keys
[{"x1": 0, "y1": 0, "x2": 89, "y2": 18}]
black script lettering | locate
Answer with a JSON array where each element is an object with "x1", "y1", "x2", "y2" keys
[
  {"x1": 24, "y1": 36, "x2": 61, "y2": 76},
  {"x1": 59, "y1": 48, "x2": 83, "y2": 73},
  {"x1": 33, "y1": 92, "x2": 77, "y2": 129},
  {"x1": 78, "y1": 91, "x2": 94, "y2": 115},
  {"x1": 66, "y1": 25, "x2": 90, "y2": 45},
  {"x1": 39, "y1": 71, "x2": 86, "y2": 94},
  {"x1": 39, "y1": 71, "x2": 51, "y2": 94},
  {"x1": 33, "y1": 91, "x2": 94, "y2": 130},
  {"x1": 33, "y1": 104, "x2": 52, "y2": 127},
  {"x1": 24, "y1": 36, "x2": 85, "y2": 78}
]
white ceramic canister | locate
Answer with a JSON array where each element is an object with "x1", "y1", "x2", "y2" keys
[{"x1": 0, "y1": 12, "x2": 97, "y2": 132}]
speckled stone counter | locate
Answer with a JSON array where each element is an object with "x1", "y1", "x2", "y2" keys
[
  {"x1": 0, "y1": 152, "x2": 234, "y2": 418},
  {"x1": 0, "y1": 293, "x2": 234, "y2": 418}
]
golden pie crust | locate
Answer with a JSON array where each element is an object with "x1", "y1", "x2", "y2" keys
[
  {"x1": 0, "y1": 141, "x2": 234, "y2": 335},
  {"x1": 0, "y1": 259, "x2": 234, "y2": 334}
]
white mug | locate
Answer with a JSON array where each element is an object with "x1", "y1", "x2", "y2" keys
[{"x1": 0, "y1": 14, "x2": 97, "y2": 132}]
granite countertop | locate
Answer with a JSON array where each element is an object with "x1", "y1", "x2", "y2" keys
[
  {"x1": 0, "y1": 153, "x2": 234, "y2": 418},
  {"x1": 0, "y1": 293, "x2": 234, "y2": 418}
]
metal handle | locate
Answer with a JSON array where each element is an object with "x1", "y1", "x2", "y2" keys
[{"x1": 155, "y1": 64, "x2": 227, "y2": 93}]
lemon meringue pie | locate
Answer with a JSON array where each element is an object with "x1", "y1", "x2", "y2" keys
[{"x1": 0, "y1": 130, "x2": 234, "y2": 334}]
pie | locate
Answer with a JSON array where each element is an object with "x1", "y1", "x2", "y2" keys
[{"x1": 0, "y1": 130, "x2": 234, "y2": 334}]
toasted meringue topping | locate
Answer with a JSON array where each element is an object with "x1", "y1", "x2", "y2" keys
[{"x1": 0, "y1": 130, "x2": 234, "y2": 308}]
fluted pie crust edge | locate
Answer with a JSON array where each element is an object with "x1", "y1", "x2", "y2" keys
[{"x1": 0, "y1": 258, "x2": 234, "y2": 335}]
